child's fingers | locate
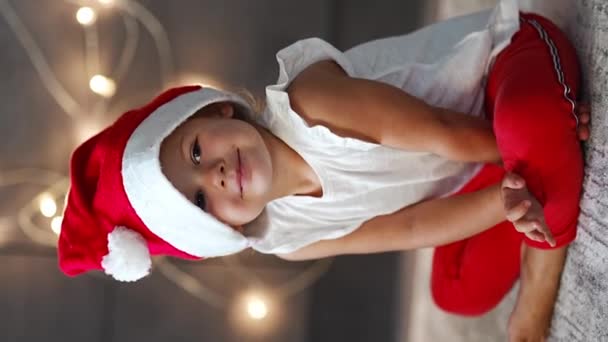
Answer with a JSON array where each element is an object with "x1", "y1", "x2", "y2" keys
[
  {"x1": 539, "y1": 225, "x2": 556, "y2": 247},
  {"x1": 513, "y1": 219, "x2": 540, "y2": 234},
  {"x1": 523, "y1": 223, "x2": 556, "y2": 247},
  {"x1": 525, "y1": 231, "x2": 545, "y2": 242},
  {"x1": 527, "y1": 218, "x2": 556, "y2": 247},
  {"x1": 502, "y1": 172, "x2": 526, "y2": 190},
  {"x1": 506, "y1": 200, "x2": 531, "y2": 222}
]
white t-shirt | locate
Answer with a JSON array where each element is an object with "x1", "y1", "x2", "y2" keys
[{"x1": 246, "y1": 0, "x2": 520, "y2": 254}]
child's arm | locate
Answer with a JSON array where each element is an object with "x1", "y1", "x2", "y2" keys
[
  {"x1": 434, "y1": 107, "x2": 501, "y2": 165},
  {"x1": 288, "y1": 60, "x2": 502, "y2": 165},
  {"x1": 278, "y1": 182, "x2": 509, "y2": 261}
]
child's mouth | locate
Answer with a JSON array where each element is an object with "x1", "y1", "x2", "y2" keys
[{"x1": 237, "y1": 149, "x2": 243, "y2": 197}]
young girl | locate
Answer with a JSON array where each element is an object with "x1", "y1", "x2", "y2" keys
[{"x1": 58, "y1": 0, "x2": 590, "y2": 340}]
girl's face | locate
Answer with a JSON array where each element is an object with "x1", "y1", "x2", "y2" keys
[{"x1": 159, "y1": 102, "x2": 273, "y2": 230}]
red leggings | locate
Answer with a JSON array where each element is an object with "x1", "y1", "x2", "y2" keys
[{"x1": 431, "y1": 13, "x2": 584, "y2": 316}]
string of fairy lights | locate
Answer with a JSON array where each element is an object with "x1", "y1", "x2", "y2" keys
[{"x1": 0, "y1": 0, "x2": 332, "y2": 330}]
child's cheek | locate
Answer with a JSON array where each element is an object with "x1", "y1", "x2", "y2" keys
[{"x1": 213, "y1": 198, "x2": 244, "y2": 225}]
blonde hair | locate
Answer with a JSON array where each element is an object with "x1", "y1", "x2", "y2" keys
[{"x1": 231, "y1": 87, "x2": 266, "y2": 121}]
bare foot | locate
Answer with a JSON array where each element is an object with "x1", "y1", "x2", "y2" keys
[
  {"x1": 507, "y1": 245, "x2": 567, "y2": 342},
  {"x1": 508, "y1": 287, "x2": 553, "y2": 342},
  {"x1": 500, "y1": 172, "x2": 556, "y2": 246}
]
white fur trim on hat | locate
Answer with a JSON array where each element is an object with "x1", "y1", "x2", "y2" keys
[
  {"x1": 101, "y1": 226, "x2": 152, "y2": 282},
  {"x1": 122, "y1": 88, "x2": 250, "y2": 258}
]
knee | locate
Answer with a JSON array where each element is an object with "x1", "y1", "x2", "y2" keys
[
  {"x1": 497, "y1": 93, "x2": 563, "y2": 135},
  {"x1": 431, "y1": 278, "x2": 500, "y2": 316},
  {"x1": 494, "y1": 95, "x2": 578, "y2": 171}
]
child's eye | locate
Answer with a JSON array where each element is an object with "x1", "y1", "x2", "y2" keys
[
  {"x1": 195, "y1": 190, "x2": 206, "y2": 211},
  {"x1": 190, "y1": 138, "x2": 201, "y2": 165}
]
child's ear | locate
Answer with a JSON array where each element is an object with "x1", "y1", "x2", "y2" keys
[{"x1": 219, "y1": 102, "x2": 234, "y2": 118}]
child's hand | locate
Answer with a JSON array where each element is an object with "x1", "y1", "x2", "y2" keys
[
  {"x1": 501, "y1": 172, "x2": 556, "y2": 247},
  {"x1": 575, "y1": 102, "x2": 591, "y2": 141}
]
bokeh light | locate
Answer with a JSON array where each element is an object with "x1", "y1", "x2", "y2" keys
[
  {"x1": 247, "y1": 296, "x2": 268, "y2": 320},
  {"x1": 39, "y1": 193, "x2": 57, "y2": 218},
  {"x1": 51, "y1": 216, "x2": 63, "y2": 235},
  {"x1": 76, "y1": 7, "x2": 97, "y2": 26},
  {"x1": 89, "y1": 74, "x2": 116, "y2": 97}
]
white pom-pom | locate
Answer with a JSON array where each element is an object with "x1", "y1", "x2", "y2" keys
[{"x1": 101, "y1": 226, "x2": 151, "y2": 282}]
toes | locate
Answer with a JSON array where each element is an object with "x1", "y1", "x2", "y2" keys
[
  {"x1": 578, "y1": 126, "x2": 590, "y2": 141},
  {"x1": 576, "y1": 103, "x2": 591, "y2": 113},
  {"x1": 579, "y1": 112, "x2": 590, "y2": 124}
]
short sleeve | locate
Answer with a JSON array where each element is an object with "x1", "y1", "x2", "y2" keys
[
  {"x1": 263, "y1": 38, "x2": 382, "y2": 151},
  {"x1": 268, "y1": 38, "x2": 356, "y2": 92}
]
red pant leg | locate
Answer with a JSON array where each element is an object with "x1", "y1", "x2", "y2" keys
[
  {"x1": 487, "y1": 12, "x2": 584, "y2": 249},
  {"x1": 431, "y1": 13, "x2": 584, "y2": 316},
  {"x1": 431, "y1": 164, "x2": 523, "y2": 316}
]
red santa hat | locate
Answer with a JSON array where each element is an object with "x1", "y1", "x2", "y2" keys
[{"x1": 58, "y1": 85, "x2": 251, "y2": 282}]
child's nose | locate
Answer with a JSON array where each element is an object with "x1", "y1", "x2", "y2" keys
[{"x1": 199, "y1": 160, "x2": 227, "y2": 190}]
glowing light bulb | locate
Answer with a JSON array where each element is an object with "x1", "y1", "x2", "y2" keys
[
  {"x1": 89, "y1": 75, "x2": 116, "y2": 97},
  {"x1": 76, "y1": 7, "x2": 97, "y2": 26},
  {"x1": 51, "y1": 216, "x2": 63, "y2": 235},
  {"x1": 98, "y1": 0, "x2": 114, "y2": 5},
  {"x1": 39, "y1": 193, "x2": 57, "y2": 218},
  {"x1": 246, "y1": 297, "x2": 268, "y2": 320}
]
